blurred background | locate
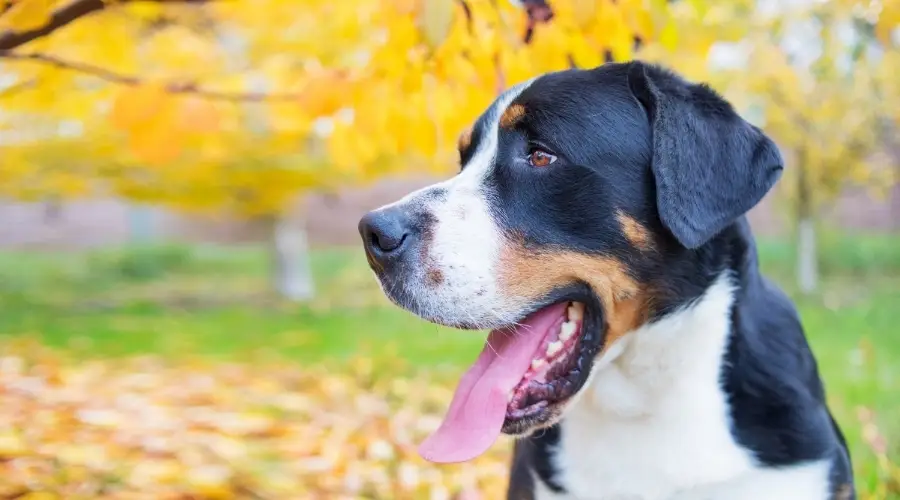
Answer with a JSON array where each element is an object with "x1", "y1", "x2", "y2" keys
[{"x1": 0, "y1": 0, "x2": 898, "y2": 498}]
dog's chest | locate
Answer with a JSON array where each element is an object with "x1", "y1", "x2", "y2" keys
[{"x1": 531, "y1": 280, "x2": 830, "y2": 500}]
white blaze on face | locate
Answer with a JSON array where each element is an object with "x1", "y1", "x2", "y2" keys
[{"x1": 372, "y1": 80, "x2": 535, "y2": 328}]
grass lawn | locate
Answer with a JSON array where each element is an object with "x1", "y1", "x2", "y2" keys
[{"x1": 1, "y1": 231, "x2": 899, "y2": 497}]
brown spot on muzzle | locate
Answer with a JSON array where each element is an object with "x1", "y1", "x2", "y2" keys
[
  {"x1": 425, "y1": 268, "x2": 445, "y2": 287},
  {"x1": 498, "y1": 242, "x2": 649, "y2": 355},
  {"x1": 616, "y1": 210, "x2": 653, "y2": 251},
  {"x1": 499, "y1": 103, "x2": 526, "y2": 129}
]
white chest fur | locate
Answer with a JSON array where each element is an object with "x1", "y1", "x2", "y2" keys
[{"x1": 533, "y1": 275, "x2": 831, "y2": 500}]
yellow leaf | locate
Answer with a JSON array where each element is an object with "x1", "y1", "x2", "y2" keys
[
  {"x1": 499, "y1": 49, "x2": 536, "y2": 90},
  {"x1": 658, "y1": 18, "x2": 679, "y2": 51},
  {"x1": 418, "y1": 0, "x2": 455, "y2": 48},
  {"x1": 175, "y1": 95, "x2": 221, "y2": 134},
  {"x1": 127, "y1": 97, "x2": 183, "y2": 165},
  {"x1": 569, "y1": 35, "x2": 602, "y2": 69},
  {"x1": 268, "y1": 101, "x2": 313, "y2": 135},
  {"x1": 595, "y1": 1, "x2": 633, "y2": 62},
  {"x1": 187, "y1": 465, "x2": 233, "y2": 500},
  {"x1": 0, "y1": 0, "x2": 53, "y2": 32},
  {"x1": 121, "y1": 1, "x2": 165, "y2": 21},
  {"x1": 18, "y1": 493, "x2": 59, "y2": 500},
  {"x1": 876, "y1": 2, "x2": 900, "y2": 45},
  {"x1": 109, "y1": 83, "x2": 169, "y2": 131},
  {"x1": 570, "y1": 0, "x2": 599, "y2": 30},
  {"x1": 144, "y1": 25, "x2": 225, "y2": 79},
  {"x1": 299, "y1": 73, "x2": 350, "y2": 118},
  {"x1": 0, "y1": 430, "x2": 28, "y2": 459},
  {"x1": 631, "y1": 7, "x2": 656, "y2": 42}
]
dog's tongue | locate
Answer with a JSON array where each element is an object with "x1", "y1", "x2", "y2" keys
[{"x1": 418, "y1": 303, "x2": 567, "y2": 463}]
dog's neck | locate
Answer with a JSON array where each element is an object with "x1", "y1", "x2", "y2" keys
[
  {"x1": 565, "y1": 219, "x2": 760, "y2": 420},
  {"x1": 540, "y1": 272, "x2": 747, "y2": 499},
  {"x1": 645, "y1": 217, "x2": 759, "y2": 323},
  {"x1": 575, "y1": 271, "x2": 737, "y2": 420}
]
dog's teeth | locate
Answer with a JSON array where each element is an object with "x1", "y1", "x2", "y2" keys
[
  {"x1": 559, "y1": 321, "x2": 577, "y2": 342},
  {"x1": 546, "y1": 341, "x2": 562, "y2": 357},
  {"x1": 508, "y1": 391, "x2": 514, "y2": 402},
  {"x1": 531, "y1": 359, "x2": 546, "y2": 371},
  {"x1": 567, "y1": 303, "x2": 584, "y2": 322}
]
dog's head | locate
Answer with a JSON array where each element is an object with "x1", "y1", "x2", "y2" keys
[{"x1": 358, "y1": 61, "x2": 783, "y2": 463}]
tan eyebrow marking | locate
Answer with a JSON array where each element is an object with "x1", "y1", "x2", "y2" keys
[{"x1": 499, "y1": 103, "x2": 526, "y2": 129}]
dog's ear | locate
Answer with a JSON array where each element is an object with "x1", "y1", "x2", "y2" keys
[{"x1": 626, "y1": 62, "x2": 783, "y2": 249}]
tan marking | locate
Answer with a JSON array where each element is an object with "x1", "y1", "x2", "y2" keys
[
  {"x1": 616, "y1": 210, "x2": 653, "y2": 251},
  {"x1": 499, "y1": 245, "x2": 639, "y2": 313},
  {"x1": 498, "y1": 242, "x2": 649, "y2": 357},
  {"x1": 602, "y1": 292, "x2": 648, "y2": 354},
  {"x1": 499, "y1": 103, "x2": 526, "y2": 128},
  {"x1": 457, "y1": 126, "x2": 473, "y2": 155}
]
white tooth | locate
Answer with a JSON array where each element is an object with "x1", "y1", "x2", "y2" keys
[
  {"x1": 567, "y1": 303, "x2": 584, "y2": 322},
  {"x1": 559, "y1": 321, "x2": 577, "y2": 342},
  {"x1": 531, "y1": 359, "x2": 546, "y2": 371},
  {"x1": 546, "y1": 341, "x2": 562, "y2": 357},
  {"x1": 508, "y1": 391, "x2": 514, "y2": 402}
]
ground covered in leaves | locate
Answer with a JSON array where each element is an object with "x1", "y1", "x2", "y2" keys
[
  {"x1": 0, "y1": 340, "x2": 511, "y2": 500},
  {"x1": 1, "y1": 240, "x2": 899, "y2": 498}
]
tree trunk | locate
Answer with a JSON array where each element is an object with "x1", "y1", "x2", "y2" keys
[
  {"x1": 128, "y1": 204, "x2": 156, "y2": 243},
  {"x1": 267, "y1": 216, "x2": 315, "y2": 301},
  {"x1": 888, "y1": 133, "x2": 900, "y2": 231},
  {"x1": 795, "y1": 158, "x2": 818, "y2": 295},
  {"x1": 797, "y1": 217, "x2": 817, "y2": 294}
]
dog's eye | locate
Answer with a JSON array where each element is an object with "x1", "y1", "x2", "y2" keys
[{"x1": 528, "y1": 149, "x2": 557, "y2": 167}]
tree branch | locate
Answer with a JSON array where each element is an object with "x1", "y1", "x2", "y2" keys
[
  {"x1": 0, "y1": 51, "x2": 306, "y2": 102},
  {"x1": 521, "y1": 0, "x2": 553, "y2": 44},
  {"x1": 455, "y1": 0, "x2": 473, "y2": 35},
  {"x1": 0, "y1": 0, "x2": 208, "y2": 51},
  {"x1": 0, "y1": 76, "x2": 37, "y2": 97}
]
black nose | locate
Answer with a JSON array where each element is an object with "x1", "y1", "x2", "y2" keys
[{"x1": 359, "y1": 207, "x2": 414, "y2": 267}]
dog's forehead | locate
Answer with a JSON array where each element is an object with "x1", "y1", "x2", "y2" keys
[
  {"x1": 514, "y1": 67, "x2": 650, "y2": 167},
  {"x1": 456, "y1": 64, "x2": 649, "y2": 184}
]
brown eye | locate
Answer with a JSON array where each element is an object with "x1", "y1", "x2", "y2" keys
[{"x1": 528, "y1": 149, "x2": 557, "y2": 167}]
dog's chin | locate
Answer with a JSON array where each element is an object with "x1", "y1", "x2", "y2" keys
[{"x1": 404, "y1": 294, "x2": 601, "y2": 437}]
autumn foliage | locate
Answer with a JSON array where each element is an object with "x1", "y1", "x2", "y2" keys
[
  {"x1": 3, "y1": 1, "x2": 897, "y2": 220},
  {"x1": 0, "y1": 0, "x2": 673, "y2": 217},
  {"x1": 715, "y1": 0, "x2": 900, "y2": 214}
]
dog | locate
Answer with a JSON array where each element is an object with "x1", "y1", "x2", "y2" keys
[{"x1": 358, "y1": 61, "x2": 854, "y2": 500}]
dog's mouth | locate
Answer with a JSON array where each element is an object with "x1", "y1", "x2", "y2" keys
[
  {"x1": 419, "y1": 300, "x2": 592, "y2": 464},
  {"x1": 504, "y1": 301, "x2": 587, "y2": 432}
]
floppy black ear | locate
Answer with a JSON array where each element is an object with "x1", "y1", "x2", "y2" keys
[{"x1": 626, "y1": 62, "x2": 784, "y2": 249}]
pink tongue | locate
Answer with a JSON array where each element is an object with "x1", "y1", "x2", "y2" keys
[{"x1": 418, "y1": 302, "x2": 568, "y2": 463}]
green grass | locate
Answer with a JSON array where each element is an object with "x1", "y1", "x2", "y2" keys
[{"x1": 1, "y1": 233, "x2": 899, "y2": 495}]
